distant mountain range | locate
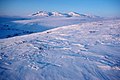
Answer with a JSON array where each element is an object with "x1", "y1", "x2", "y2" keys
[{"x1": 31, "y1": 11, "x2": 99, "y2": 18}]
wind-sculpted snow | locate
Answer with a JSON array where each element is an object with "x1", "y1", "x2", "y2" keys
[{"x1": 0, "y1": 19, "x2": 120, "y2": 80}]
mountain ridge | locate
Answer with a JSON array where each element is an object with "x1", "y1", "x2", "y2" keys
[{"x1": 31, "y1": 11, "x2": 99, "y2": 18}]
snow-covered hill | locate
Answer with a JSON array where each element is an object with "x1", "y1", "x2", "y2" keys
[
  {"x1": 0, "y1": 19, "x2": 120, "y2": 80},
  {"x1": 0, "y1": 16, "x2": 102, "y2": 39}
]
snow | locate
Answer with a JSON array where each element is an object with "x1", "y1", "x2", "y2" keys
[
  {"x1": 51, "y1": 12, "x2": 64, "y2": 16},
  {"x1": 0, "y1": 19, "x2": 120, "y2": 80},
  {"x1": 0, "y1": 16, "x2": 102, "y2": 39},
  {"x1": 32, "y1": 11, "x2": 50, "y2": 17},
  {"x1": 67, "y1": 12, "x2": 81, "y2": 17},
  {"x1": 31, "y1": 11, "x2": 65, "y2": 17},
  {"x1": 31, "y1": 11, "x2": 100, "y2": 18}
]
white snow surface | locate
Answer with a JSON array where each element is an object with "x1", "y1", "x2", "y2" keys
[
  {"x1": 0, "y1": 16, "x2": 101, "y2": 39},
  {"x1": 0, "y1": 19, "x2": 120, "y2": 80}
]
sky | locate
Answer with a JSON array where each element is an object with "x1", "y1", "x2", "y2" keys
[{"x1": 0, "y1": 0, "x2": 120, "y2": 17}]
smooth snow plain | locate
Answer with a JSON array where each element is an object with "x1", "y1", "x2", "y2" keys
[{"x1": 0, "y1": 19, "x2": 120, "y2": 80}]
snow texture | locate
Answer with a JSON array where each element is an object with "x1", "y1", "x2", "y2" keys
[{"x1": 0, "y1": 19, "x2": 120, "y2": 80}]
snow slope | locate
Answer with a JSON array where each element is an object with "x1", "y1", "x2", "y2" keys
[
  {"x1": 0, "y1": 16, "x2": 102, "y2": 39},
  {"x1": 0, "y1": 19, "x2": 120, "y2": 80}
]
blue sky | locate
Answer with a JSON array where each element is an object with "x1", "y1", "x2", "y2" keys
[{"x1": 0, "y1": 0, "x2": 120, "y2": 17}]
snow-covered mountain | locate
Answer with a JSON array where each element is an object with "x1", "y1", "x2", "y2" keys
[
  {"x1": 32, "y1": 11, "x2": 51, "y2": 17},
  {"x1": 51, "y1": 12, "x2": 64, "y2": 16},
  {"x1": 31, "y1": 11, "x2": 64, "y2": 17},
  {"x1": 31, "y1": 11, "x2": 99, "y2": 18},
  {"x1": 67, "y1": 12, "x2": 81, "y2": 17},
  {"x1": 0, "y1": 19, "x2": 120, "y2": 80}
]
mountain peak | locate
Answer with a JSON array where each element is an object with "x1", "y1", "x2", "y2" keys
[
  {"x1": 31, "y1": 11, "x2": 99, "y2": 18},
  {"x1": 32, "y1": 11, "x2": 50, "y2": 17},
  {"x1": 51, "y1": 11, "x2": 64, "y2": 16},
  {"x1": 67, "y1": 12, "x2": 81, "y2": 17}
]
